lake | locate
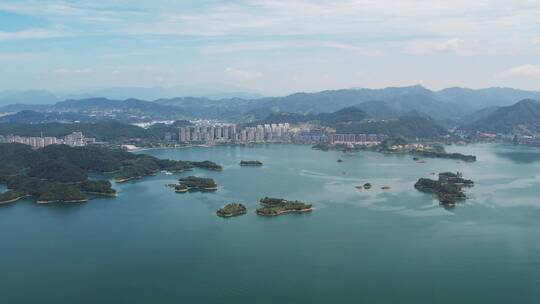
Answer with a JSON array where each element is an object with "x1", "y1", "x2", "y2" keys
[{"x1": 2, "y1": 143, "x2": 540, "y2": 303}]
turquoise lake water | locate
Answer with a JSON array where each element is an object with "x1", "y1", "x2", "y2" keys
[{"x1": 2, "y1": 144, "x2": 540, "y2": 303}]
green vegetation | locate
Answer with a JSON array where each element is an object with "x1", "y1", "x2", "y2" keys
[
  {"x1": 0, "y1": 190, "x2": 28, "y2": 204},
  {"x1": 114, "y1": 157, "x2": 221, "y2": 183},
  {"x1": 333, "y1": 116, "x2": 449, "y2": 139},
  {"x1": 256, "y1": 197, "x2": 312, "y2": 216},
  {"x1": 411, "y1": 150, "x2": 476, "y2": 162},
  {"x1": 240, "y1": 160, "x2": 263, "y2": 166},
  {"x1": 190, "y1": 160, "x2": 223, "y2": 171},
  {"x1": 178, "y1": 176, "x2": 218, "y2": 191},
  {"x1": 80, "y1": 180, "x2": 116, "y2": 196},
  {"x1": 0, "y1": 143, "x2": 220, "y2": 204},
  {"x1": 414, "y1": 172, "x2": 474, "y2": 205},
  {"x1": 216, "y1": 203, "x2": 247, "y2": 217},
  {"x1": 4, "y1": 175, "x2": 88, "y2": 203},
  {"x1": 363, "y1": 183, "x2": 372, "y2": 189}
]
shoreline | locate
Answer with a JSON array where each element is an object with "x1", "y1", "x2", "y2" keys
[
  {"x1": 83, "y1": 191, "x2": 118, "y2": 197},
  {"x1": 36, "y1": 199, "x2": 88, "y2": 204},
  {"x1": 217, "y1": 211, "x2": 247, "y2": 218},
  {"x1": 256, "y1": 208, "x2": 314, "y2": 216},
  {"x1": 0, "y1": 195, "x2": 31, "y2": 204}
]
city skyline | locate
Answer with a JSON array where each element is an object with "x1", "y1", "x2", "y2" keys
[{"x1": 0, "y1": 1, "x2": 540, "y2": 95}]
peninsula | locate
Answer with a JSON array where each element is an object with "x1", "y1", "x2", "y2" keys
[
  {"x1": 256, "y1": 197, "x2": 313, "y2": 216},
  {"x1": 0, "y1": 143, "x2": 220, "y2": 204}
]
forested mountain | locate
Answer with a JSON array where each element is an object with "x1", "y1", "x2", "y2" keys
[
  {"x1": 0, "y1": 110, "x2": 95, "y2": 123},
  {"x1": 354, "y1": 100, "x2": 400, "y2": 118},
  {"x1": 457, "y1": 106, "x2": 500, "y2": 125},
  {"x1": 332, "y1": 115, "x2": 449, "y2": 139},
  {"x1": 253, "y1": 106, "x2": 369, "y2": 125},
  {"x1": 3, "y1": 85, "x2": 540, "y2": 124},
  {"x1": 254, "y1": 106, "x2": 448, "y2": 139},
  {"x1": 460, "y1": 99, "x2": 540, "y2": 134}
]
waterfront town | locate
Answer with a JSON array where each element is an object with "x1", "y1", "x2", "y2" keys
[
  {"x1": 171, "y1": 123, "x2": 388, "y2": 146},
  {"x1": 0, "y1": 132, "x2": 96, "y2": 148}
]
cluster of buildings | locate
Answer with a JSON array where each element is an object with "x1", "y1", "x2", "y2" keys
[
  {"x1": 5, "y1": 132, "x2": 95, "y2": 148},
  {"x1": 170, "y1": 123, "x2": 389, "y2": 147},
  {"x1": 176, "y1": 123, "x2": 292, "y2": 143},
  {"x1": 329, "y1": 133, "x2": 388, "y2": 145}
]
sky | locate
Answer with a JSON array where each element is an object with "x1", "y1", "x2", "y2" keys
[{"x1": 0, "y1": 0, "x2": 539, "y2": 96}]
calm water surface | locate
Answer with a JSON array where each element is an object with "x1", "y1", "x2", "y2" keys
[{"x1": 2, "y1": 144, "x2": 540, "y2": 303}]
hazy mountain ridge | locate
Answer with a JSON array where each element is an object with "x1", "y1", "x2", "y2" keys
[
  {"x1": 438, "y1": 87, "x2": 540, "y2": 109},
  {"x1": 2, "y1": 85, "x2": 540, "y2": 124},
  {"x1": 460, "y1": 99, "x2": 540, "y2": 134}
]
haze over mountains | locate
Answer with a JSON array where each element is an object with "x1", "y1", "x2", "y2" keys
[
  {"x1": 2, "y1": 85, "x2": 540, "y2": 133},
  {"x1": 0, "y1": 85, "x2": 263, "y2": 106},
  {"x1": 460, "y1": 99, "x2": 540, "y2": 135}
]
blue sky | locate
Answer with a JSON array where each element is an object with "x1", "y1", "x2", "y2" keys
[{"x1": 0, "y1": 0, "x2": 539, "y2": 95}]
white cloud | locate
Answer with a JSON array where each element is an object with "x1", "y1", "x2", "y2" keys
[
  {"x1": 53, "y1": 68, "x2": 94, "y2": 75},
  {"x1": 203, "y1": 40, "x2": 383, "y2": 56},
  {"x1": 498, "y1": 65, "x2": 540, "y2": 79},
  {"x1": 403, "y1": 38, "x2": 482, "y2": 55},
  {"x1": 225, "y1": 67, "x2": 263, "y2": 81},
  {"x1": 0, "y1": 52, "x2": 42, "y2": 61},
  {"x1": 0, "y1": 29, "x2": 67, "y2": 41}
]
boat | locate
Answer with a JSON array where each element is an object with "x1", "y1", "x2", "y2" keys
[{"x1": 381, "y1": 186, "x2": 391, "y2": 190}]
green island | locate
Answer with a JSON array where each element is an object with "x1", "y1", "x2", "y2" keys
[
  {"x1": 414, "y1": 172, "x2": 474, "y2": 206},
  {"x1": 216, "y1": 203, "x2": 247, "y2": 217},
  {"x1": 240, "y1": 160, "x2": 263, "y2": 166},
  {"x1": 0, "y1": 143, "x2": 220, "y2": 204},
  {"x1": 410, "y1": 150, "x2": 476, "y2": 162},
  {"x1": 177, "y1": 176, "x2": 218, "y2": 192},
  {"x1": 256, "y1": 197, "x2": 313, "y2": 216},
  {"x1": 313, "y1": 137, "x2": 477, "y2": 163}
]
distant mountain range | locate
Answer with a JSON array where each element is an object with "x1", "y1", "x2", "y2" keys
[
  {"x1": 460, "y1": 99, "x2": 540, "y2": 134},
  {"x1": 252, "y1": 106, "x2": 448, "y2": 139},
  {"x1": 0, "y1": 85, "x2": 263, "y2": 107},
  {"x1": 2, "y1": 85, "x2": 540, "y2": 127}
]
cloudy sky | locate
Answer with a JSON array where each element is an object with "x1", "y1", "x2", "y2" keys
[{"x1": 0, "y1": 0, "x2": 539, "y2": 95}]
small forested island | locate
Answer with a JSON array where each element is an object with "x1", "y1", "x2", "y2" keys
[
  {"x1": 411, "y1": 150, "x2": 476, "y2": 162},
  {"x1": 240, "y1": 160, "x2": 263, "y2": 166},
  {"x1": 414, "y1": 172, "x2": 474, "y2": 206},
  {"x1": 216, "y1": 203, "x2": 247, "y2": 217},
  {"x1": 177, "y1": 176, "x2": 218, "y2": 192},
  {"x1": 256, "y1": 197, "x2": 313, "y2": 216},
  {"x1": 0, "y1": 143, "x2": 220, "y2": 204},
  {"x1": 363, "y1": 183, "x2": 372, "y2": 189}
]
